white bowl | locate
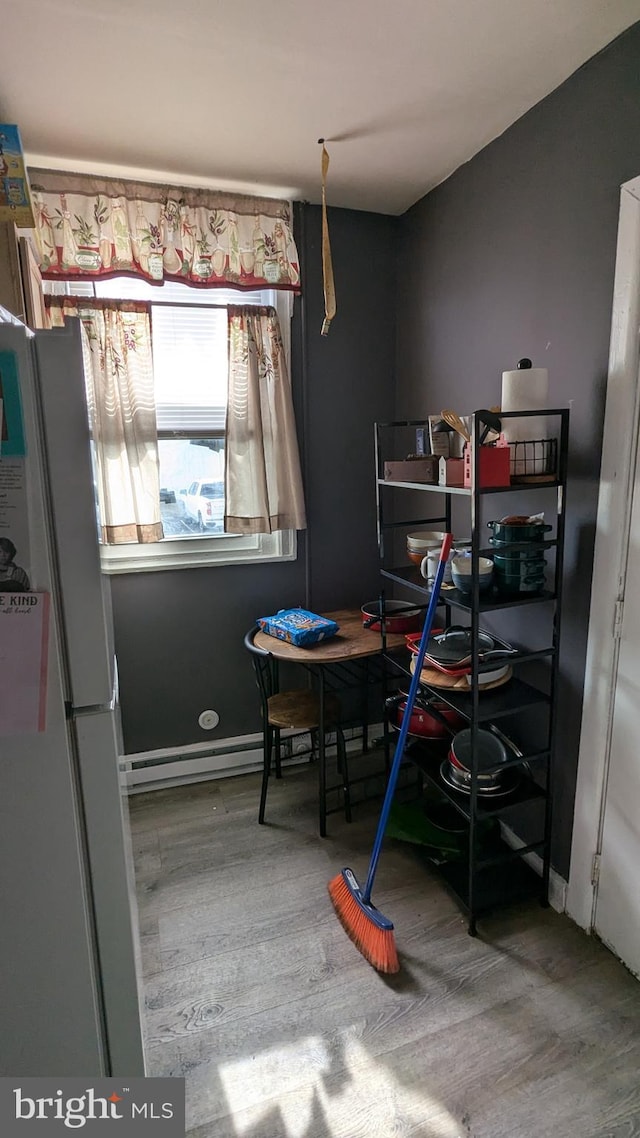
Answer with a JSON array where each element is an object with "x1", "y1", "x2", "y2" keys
[
  {"x1": 406, "y1": 529, "x2": 447, "y2": 550},
  {"x1": 450, "y1": 555, "x2": 494, "y2": 576},
  {"x1": 451, "y1": 555, "x2": 494, "y2": 595}
]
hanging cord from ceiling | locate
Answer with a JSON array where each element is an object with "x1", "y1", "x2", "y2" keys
[{"x1": 318, "y1": 139, "x2": 336, "y2": 336}]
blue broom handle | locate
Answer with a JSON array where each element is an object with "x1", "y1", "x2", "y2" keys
[{"x1": 363, "y1": 533, "x2": 453, "y2": 903}]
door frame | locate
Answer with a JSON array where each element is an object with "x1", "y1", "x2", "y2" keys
[{"x1": 567, "y1": 174, "x2": 640, "y2": 931}]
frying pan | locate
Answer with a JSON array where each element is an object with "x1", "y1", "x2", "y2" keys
[
  {"x1": 448, "y1": 727, "x2": 507, "y2": 782},
  {"x1": 361, "y1": 599, "x2": 422, "y2": 632},
  {"x1": 441, "y1": 759, "x2": 522, "y2": 798},
  {"x1": 443, "y1": 724, "x2": 525, "y2": 796},
  {"x1": 405, "y1": 626, "x2": 516, "y2": 668}
]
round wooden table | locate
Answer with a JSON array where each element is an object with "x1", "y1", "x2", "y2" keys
[
  {"x1": 255, "y1": 608, "x2": 408, "y2": 835},
  {"x1": 254, "y1": 607, "x2": 407, "y2": 663}
]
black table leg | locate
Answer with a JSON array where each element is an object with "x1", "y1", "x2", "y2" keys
[
  {"x1": 318, "y1": 668, "x2": 327, "y2": 838},
  {"x1": 361, "y1": 657, "x2": 369, "y2": 753}
]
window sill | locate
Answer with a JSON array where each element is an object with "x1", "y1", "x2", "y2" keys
[{"x1": 100, "y1": 529, "x2": 297, "y2": 573}]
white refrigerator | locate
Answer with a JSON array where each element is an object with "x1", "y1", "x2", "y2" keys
[{"x1": 0, "y1": 313, "x2": 145, "y2": 1076}]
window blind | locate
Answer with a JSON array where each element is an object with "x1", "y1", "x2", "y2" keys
[{"x1": 151, "y1": 305, "x2": 227, "y2": 431}]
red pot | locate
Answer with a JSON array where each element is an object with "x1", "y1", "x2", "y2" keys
[
  {"x1": 361, "y1": 600, "x2": 422, "y2": 633},
  {"x1": 396, "y1": 700, "x2": 464, "y2": 739}
]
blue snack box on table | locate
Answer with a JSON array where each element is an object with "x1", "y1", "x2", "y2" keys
[{"x1": 257, "y1": 608, "x2": 339, "y2": 647}]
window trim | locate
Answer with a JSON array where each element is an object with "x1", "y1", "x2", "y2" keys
[{"x1": 101, "y1": 527, "x2": 297, "y2": 574}]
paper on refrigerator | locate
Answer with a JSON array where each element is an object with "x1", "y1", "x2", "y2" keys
[{"x1": 0, "y1": 592, "x2": 50, "y2": 734}]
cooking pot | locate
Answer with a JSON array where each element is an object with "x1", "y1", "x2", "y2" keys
[
  {"x1": 487, "y1": 518, "x2": 552, "y2": 543},
  {"x1": 442, "y1": 758, "x2": 516, "y2": 796},
  {"x1": 495, "y1": 577, "x2": 545, "y2": 597},
  {"x1": 492, "y1": 549, "x2": 546, "y2": 566},
  {"x1": 494, "y1": 558, "x2": 546, "y2": 595},
  {"x1": 361, "y1": 599, "x2": 422, "y2": 633},
  {"x1": 396, "y1": 698, "x2": 464, "y2": 739}
]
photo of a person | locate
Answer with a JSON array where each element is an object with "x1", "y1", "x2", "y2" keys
[{"x1": 0, "y1": 537, "x2": 30, "y2": 591}]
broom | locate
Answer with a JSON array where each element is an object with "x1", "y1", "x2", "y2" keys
[{"x1": 328, "y1": 532, "x2": 453, "y2": 973}]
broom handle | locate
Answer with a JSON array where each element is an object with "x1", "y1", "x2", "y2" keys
[{"x1": 363, "y1": 533, "x2": 453, "y2": 903}]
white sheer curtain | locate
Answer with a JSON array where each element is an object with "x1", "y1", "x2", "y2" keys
[
  {"x1": 46, "y1": 297, "x2": 163, "y2": 544},
  {"x1": 225, "y1": 305, "x2": 306, "y2": 534}
]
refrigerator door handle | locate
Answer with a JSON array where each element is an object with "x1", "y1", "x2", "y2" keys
[
  {"x1": 67, "y1": 697, "x2": 116, "y2": 718},
  {"x1": 67, "y1": 660, "x2": 119, "y2": 718}
]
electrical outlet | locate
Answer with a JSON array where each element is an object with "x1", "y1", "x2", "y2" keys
[{"x1": 198, "y1": 709, "x2": 219, "y2": 730}]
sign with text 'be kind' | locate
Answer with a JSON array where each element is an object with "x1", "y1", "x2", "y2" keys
[{"x1": 0, "y1": 592, "x2": 49, "y2": 735}]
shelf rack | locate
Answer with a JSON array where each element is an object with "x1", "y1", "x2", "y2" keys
[{"x1": 374, "y1": 409, "x2": 569, "y2": 934}]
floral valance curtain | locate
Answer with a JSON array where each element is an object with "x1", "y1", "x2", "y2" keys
[
  {"x1": 29, "y1": 169, "x2": 301, "y2": 293},
  {"x1": 225, "y1": 306, "x2": 306, "y2": 534},
  {"x1": 46, "y1": 296, "x2": 164, "y2": 545}
]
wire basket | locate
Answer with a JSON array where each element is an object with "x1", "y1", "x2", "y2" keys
[{"x1": 509, "y1": 438, "x2": 557, "y2": 482}]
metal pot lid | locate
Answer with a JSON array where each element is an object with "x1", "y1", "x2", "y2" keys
[
  {"x1": 427, "y1": 626, "x2": 496, "y2": 665},
  {"x1": 450, "y1": 727, "x2": 507, "y2": 772}
]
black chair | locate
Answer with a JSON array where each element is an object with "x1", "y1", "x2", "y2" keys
[{"x1": 244, "y1": 626, "x2": 350, "y2": 836}]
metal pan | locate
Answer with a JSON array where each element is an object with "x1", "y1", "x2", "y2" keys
[
  {"x1": 406, "y1": 625, "x2": 514, "y2": 667},
  {"x1": 361, "y1": 599, "x2": 422, "y2": 632},
  {"x1": 448, "y1": 727, "x2": 507, "y2": 783},
  {"x1": 440, "y1": 759, "x2": 522, "y2": 799}
]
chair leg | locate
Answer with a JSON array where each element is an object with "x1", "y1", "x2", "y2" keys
[
  {"x1": 318, "y1": 747, "x2": 327, "y2": 839},
  {"x1": 274, "y1": 727, "x2": 283, "y2": 778},
  {"x1": 338, "y1": 727, "x2": 352, "y2": 823},
  {"x1": 258, "y1": 722, "x2": 272, "y2": 824}
]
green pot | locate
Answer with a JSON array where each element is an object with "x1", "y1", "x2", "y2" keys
[{"x1": 487, "y1": 520, "x2": 552, "y2": 542}]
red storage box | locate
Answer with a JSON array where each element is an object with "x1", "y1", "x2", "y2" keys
[{"x1": 463, "y1": 444, "x2": 511, "y2": 488}]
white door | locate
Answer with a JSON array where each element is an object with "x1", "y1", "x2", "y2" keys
[{"x1": 595, "y1": 429, "x2": 640, "y2": 978}]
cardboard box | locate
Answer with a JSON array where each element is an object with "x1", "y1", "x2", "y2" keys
[
  {"x1": 463, "y1": 443, "x2": 511, "y2": 488},
  {"x1": 438, "y1": 457, "x2": 465, "y2": 487},
  {"x1": 0, "y1": 125, "x2": 36, "y2": 227},
  {"x1": 383, "y1": 457, "x2": 438, "y2": 483}
]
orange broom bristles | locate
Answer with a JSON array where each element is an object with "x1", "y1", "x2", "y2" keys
[{"x1": 328, "y1": 870, "x2": 399, "y2": 974}]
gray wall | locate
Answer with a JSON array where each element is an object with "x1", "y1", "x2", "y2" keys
[
  {"x1": 395, "y1": 21, "x2": 640, "y2": 875},
  {"x1": 112, "y1": 204, "x2": 397, "y2": 754}
]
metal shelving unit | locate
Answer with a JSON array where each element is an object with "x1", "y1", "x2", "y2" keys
[{"x1": 375, "y1": 409, "x2": 570, "y2": 934}]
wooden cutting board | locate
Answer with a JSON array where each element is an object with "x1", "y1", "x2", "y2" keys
[{"x1": 409, "y1": 659, "x2": 513, "y2": 691}]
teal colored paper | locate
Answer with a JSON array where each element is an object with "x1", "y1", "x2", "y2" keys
[{"x1": 0, "y1": 350, "x2": 26, "y2": 456}]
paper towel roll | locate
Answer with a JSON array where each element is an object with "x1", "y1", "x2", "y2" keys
[{"x1": 501, "y1": 358, "x2": 550, "y2": 473}]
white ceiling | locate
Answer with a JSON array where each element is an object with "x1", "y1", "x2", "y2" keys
[{"x1": 2, "y1": 0, "x2": 639, "y2": 215}]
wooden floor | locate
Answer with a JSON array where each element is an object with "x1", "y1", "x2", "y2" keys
[{"x1": 129, "y1": 763, "x2": 640, "y2": 1138}]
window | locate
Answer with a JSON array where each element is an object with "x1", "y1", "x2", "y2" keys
[{"x1": 49, "y1": 275, "x2": 296, "y2": 572}]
